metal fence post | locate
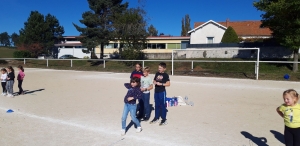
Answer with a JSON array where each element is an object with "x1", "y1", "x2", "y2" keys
[
  {"x1": 71, "y1": 59, "x2": 73, "y2": 67},
  {"x1": 47, "y1": 59, "x2": 48, "y2": 67},
  {"x1": 143, "y1": 60, "x2": 145, "y2": 67},
  {"x1": 191, "y1": 61, "x2": 194, "y2": 71},
  {"x1": 24, "y1": 59, "x2": 26, "y2": 65},
  {"x1": 103, "y1": 60, "x2": 106, "y2": 68}
]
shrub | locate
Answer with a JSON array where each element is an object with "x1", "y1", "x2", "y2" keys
[
  {"x1": 120, "y1": 49, "x2": 145, "y2": 66},
  {"x1": 83, "y1": 56, "x2": 90, "y2": 59},
  {"x1": 13, "y1": 50, "x2": 32, "y2": 58},
  {"x1": 221, "y1": 26, "x2": 239, "y2": 43}
]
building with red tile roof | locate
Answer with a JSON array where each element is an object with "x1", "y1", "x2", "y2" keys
[{"x1": 188, "y1": 19, "x2": 272, "y2": 44}]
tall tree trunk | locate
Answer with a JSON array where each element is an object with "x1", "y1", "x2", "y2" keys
[
  {"x1": 293, "y1": 49, "x2": 299, "y2": 72},
  {"x1": 100, "y1": 43, "x2": 104, "y2": 59}
]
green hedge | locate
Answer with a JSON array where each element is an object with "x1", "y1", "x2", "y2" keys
[{"x1": 13, "y1": 50, "x2": 32, "y2": 58}]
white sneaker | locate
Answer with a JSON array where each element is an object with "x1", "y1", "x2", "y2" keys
[
  {"x1": 1, "y1": 93, "x2": 3, "y2": 96},
  {"x1": 121, "y1": 129, "x2": 126, "y2": 136},
  {"x1": 7, "y1": 94, "x2": 14, "y2": 98},
  {"x1": 3, "y1": 93, "x2": 7, "y2": 96},
  {"x1": 136, "y1": 127, "x2": 142, "y2": 133}
]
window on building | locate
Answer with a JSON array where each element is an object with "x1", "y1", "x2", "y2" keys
[
  {"x1": 66, "y1": 38, "x2": 77, "y2": 41},
  {"x1": 114, "y1": 43, "x2": 118, "y2": 48},
  {"x1": 157, "y1": 44, "x2": 166, "y2": 49},
  {"x1": 151, "y1": 43, "x2": 157, "y2": 49},
  {"x1": 207, "y1": 37, "x2": 214, "y2": 44},
  {"x1": 167, "y1": 43, "x2": 181, "y2": 49}
]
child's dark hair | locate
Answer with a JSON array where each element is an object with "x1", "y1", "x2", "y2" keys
[
  {"x1": 130, "y1": 77, "x2": 141, "y2": 87},
  {"x1": 7, "y1": 66, "x2": 14, "y2": 73},
  {"x1": 1, "y1": 68, "x2": 7, "y2": 73},
  {"x1": 18, "y1": 65, "x2": 24, "y2": 72},
  {"x1": 159, "y1": 62, "x2": 167, "y2": 68},
  {"x1": 136, "y1": 63, "x2": 142, "y2": 67}
]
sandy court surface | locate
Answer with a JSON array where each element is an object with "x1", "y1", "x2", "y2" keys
[{"x1": 0, "y1": 68, "x2": 299, "y2": 146}]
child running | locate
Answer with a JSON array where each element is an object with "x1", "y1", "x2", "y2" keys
[
  {"x1": 140, "y1": 67, "x2": 153, "y2": 121},
  {"x1": 150, "y1": 62, "x2": 170, "y2": 126},
  {"x1": 1, "y1": 68, "x2": 7, "y2": 96},
  {"x1": 121, "y1": 77, "x2": 143, "y2": 136},
  {"x1": 6, "y1": 66, "x2": 15, "y2": 97},
  {"x1": 277, "y1": 89, "x2": 300, "y2": 146},
  {"x1": 130, "y1": 63, "x2": 143, "y2": 79},
  {"x1": 17, "y1": 65, "x2": 25, "y2": 95}
]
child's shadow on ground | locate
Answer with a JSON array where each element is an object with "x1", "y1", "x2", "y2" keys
[
  {"x1": 270, "y1": 130, "x2": 285, "y2": 144},
  {"x1": 14, "y1": 89, "x2": 45, "y2": 95},
  {"x1": 241, "y1": 131, "x2": 268, "y2": 146}
]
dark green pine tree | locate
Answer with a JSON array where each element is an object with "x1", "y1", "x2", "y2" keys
[
  {"x1": 18, "y1": 11, "x2": 64, "y2": 54},
  {"x1": 221, "y1": 26, "x2": 239, "y2": 43},
  {"x1": 73, "y1": 0, "x2": 128, "y2": 59}
]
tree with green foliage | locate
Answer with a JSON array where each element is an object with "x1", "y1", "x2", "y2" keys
[
  {"x1": 254, "y1": 0, "x2": 300, "y2": 72},
  {"x1": 18, "y1": 11, "x2": 64, "y2": 56},
  {"x1": 0, "y1": 32, "x2": 11, "y2": 46},
  {"x1": 113, "y1": 7, "x2": 148, "y2": 62},
  {"x1": 10, "y1": 32, "x2": 19, "y2": 46},
  {"x1": 221, "y1": 26, "x2": 239, "y2": 43},
  {"x1": 147, "y1": 24, "x2": 158, "y2": 36},
  {"x1": 73, "y1": 0, "x2": 128, "y2": 59},
  {"x1": 181, "y1": 14, "x2": 191, "y2": 36}
]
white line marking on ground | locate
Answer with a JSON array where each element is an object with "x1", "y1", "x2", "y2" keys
[{"x1": 0, "y1": 106, "x2": 180, "y2": 146}]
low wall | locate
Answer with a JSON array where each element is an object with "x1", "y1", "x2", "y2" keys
[
  {"x1": 153, "y1": 47, "x2": 293, "y2": 59},
  {"x1": 145, "y1": 53, "x2": 172, "y2": 59}
]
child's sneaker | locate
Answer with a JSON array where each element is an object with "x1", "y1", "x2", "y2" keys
[
  {"x1": 143, "y1": 117, "x2": 150, "y2": 122},
  {"x1": 121, "y1": 129, "x2": 126, "y2": 136},
  {"x1": 159, "y1": 119, "x2": 168, "y2": 126},
  {"x1": 136, "y1": 127, "x2": 142, "y2": 133},
  {"x1": 7, "y1": 94, "x2": 14, "y2": 98},
  {"x1": 1, "y1": 93, "x2": 3, "y2": 96},
  {"x1": 149, "y1": 118, "x2": 159, "y2": 124}
]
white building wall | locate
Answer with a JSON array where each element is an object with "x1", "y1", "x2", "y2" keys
[
  {"x1": 58, "y1": 48, "x2": 91, "y2": 58},
  {"x1": 190, "y1": 23, "x2": 226, "y2": 44}
]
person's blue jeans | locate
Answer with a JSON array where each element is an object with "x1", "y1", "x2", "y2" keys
[
  {"x1": 143, "y1": 93, "x2": 151, "y2": 119},
  {"x1": 154, "y1": 91, "x2": 167, "y2": 120},
  {"x1": 121, "y1": 103, "x2": 141, "y2": 130}
]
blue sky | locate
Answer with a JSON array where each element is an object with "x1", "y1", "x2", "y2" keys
[{"x1": 0, "y1": 0, "x2": 263, "y2": 36}]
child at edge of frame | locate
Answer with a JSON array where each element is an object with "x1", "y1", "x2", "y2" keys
[{"x1": 276, "y1": 89, "x2": 300, "y2": 146}]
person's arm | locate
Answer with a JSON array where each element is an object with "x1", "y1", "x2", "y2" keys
[
  {"x1": 276, "y1": 107, "x2": 284, "y2": 118},
  {"x1": 147, "y1": 84, "x2": 153, "y2": 90},
  {"x1": 156, "y1": 81, "x2": 170, "y2": 87},
  {"x1": 134, "y1": 89, "x2": 143, "y2": 99}
]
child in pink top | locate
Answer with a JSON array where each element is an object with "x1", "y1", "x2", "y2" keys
[{"x1": 17, "y1": 65, "x2": 25, "y2": 95}]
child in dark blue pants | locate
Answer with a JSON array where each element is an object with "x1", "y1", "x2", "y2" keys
[{"x1": 149, "y1": 62, "x2": 170, "y2": 126}]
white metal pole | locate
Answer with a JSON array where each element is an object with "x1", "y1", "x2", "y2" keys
[
  {"x1": 142, "y1": 60, "x2": 144, "y2": 68},
  {"x1": 103, "y1": 60, "x2": 106, "y2": 68},
  {"x1": 191, "y1": 61, "x2": 194, "y2": 71},
  {"x1": 47, "y1": 59, "x2": 48, "y2": 67},
  {"x1": 71, "y1": 59, "x2": 73, "y2": 67},
  {"x1": 24, "y1": 59, "x2": 26, "y2": 64},
  {"x1": 172, "y1": 50, "x2": 174, "y2": 75},
  {"x1": 256, "y1": 48, "x2": 260, "y2": 80}
]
